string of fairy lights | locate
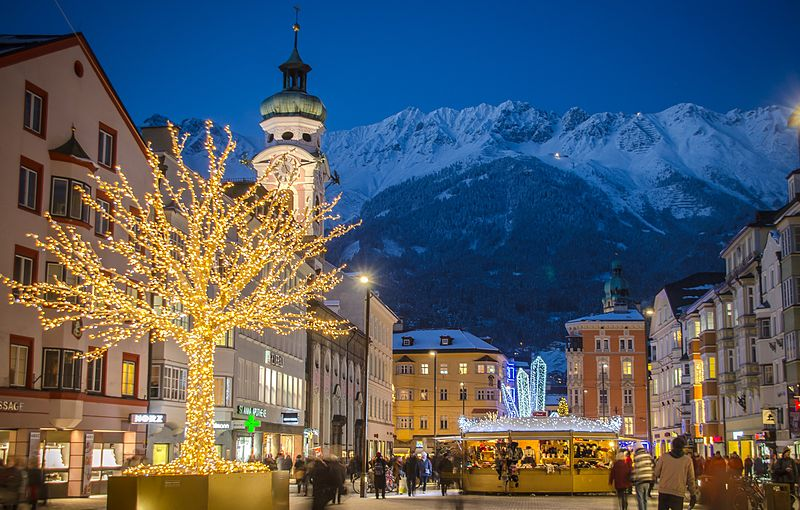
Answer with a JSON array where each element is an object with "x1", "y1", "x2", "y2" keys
[{"x1": 1, "y1": 120, "x2": 355, "y2": 476}]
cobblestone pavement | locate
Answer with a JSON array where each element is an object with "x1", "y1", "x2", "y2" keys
[{"x1": 36, "y1": 491, "x2": 702, "y2": 509}]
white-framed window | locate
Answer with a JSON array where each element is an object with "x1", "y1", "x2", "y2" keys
[
  {"x1": 50, "y1": 177, "x2": 91, "y2": 222},
  {"x1": 95, "y1": 198, "x2": 111, "y2": 236},
  {"x1": 623, "y1": 416, "x2": 634, "y2": 435},
  {"x1": 476, "y1": 388, "x2": 496, "y2": 401},
  {"x1": 18, "y1": 164, "x2": 38, "y2": 211},
  {"x1": 420, "y1": 363, "x2": 429, "y2": 375},
  {"x1": 459, "y1": 362, "x2": 468, "y2": 374},
  {"x1": 622, "y1": 359, "x2": 633, "y2": 377},
  {"x1": 419, "y1": 416, "x2": 428, "y2": 429},
  {"x1": 401, "y1": 336, "x2": 413, "y2": 346},
  {"x1": 439, "y1": 363, "x2": 448, "y2": 375},
  {"x1": 623, "y1": 389, "x2": 633, "y2": 405},
  {"x1": 459, "y1": 386, "x2": 467, "y2": 400},
  {"x1": 87, "y1": 356, "x2": 103, "y2": 393},
  {"x1": 161, "y1": 365, "x2": 188, "y2": 401},
  {"x1": 439, "y1": 388, "x2": 448, "y2": 401},
  {"x1": 13, "y1": 253, "x2": 34, "y2": 285},
  {"x1": 23, "y1": 86, "x2": 45, "y2": 134},
  {"x1": 98, "y1": 128, "x2": 115, "y2": 168},
  {"x1": 439, "y1": 415, "x2": 448, "y2": 430},
  {"x1": 419, "y1": 389, "x2": 428, "y2": 401},
  {"x1": 397, "y1": 364, "x2": 413, "y2": 375},
  {"x1": 9, "y1": 343, "x2": 28, "y2": 387},
  {"x1": 397, "y1": 416, "x2": 413, "y2": 429},
  {"x1": 397, "y1": 388, "x2": 413, "y2": 401}
]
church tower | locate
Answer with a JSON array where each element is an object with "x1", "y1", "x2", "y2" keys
[
  {"x1": 252, "y1": 14, "x2": 330, "y2": 239},
  {"x1": 602, "y1": 260, "x2": 632, "y2": 312}
]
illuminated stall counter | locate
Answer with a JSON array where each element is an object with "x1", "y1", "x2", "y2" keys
[{"x1": 458, "y1": 415, "x2": 623, "y2": 494}]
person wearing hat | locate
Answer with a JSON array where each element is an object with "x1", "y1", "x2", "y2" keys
[
  {"x1": 771, "y1": 447, "x2": 798, "y2": 489},
  {"x1": 653, "y1": 437, "x2": 697, "y2": 510}
]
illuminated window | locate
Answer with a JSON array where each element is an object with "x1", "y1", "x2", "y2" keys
[
  {"x1": 622, "y1": 360, "x2": 633, "y2": 377},
  {"x1": 216, "y1": 329, "x2": 234, "y2": 348},
  {"x1": 624, "y1": 417, "x2": 634, "y2": 435},
  {"x1": 214, "y1": 376, "x2": 233, "y2": 407},
  {"x1": 439, "y1": 363, "x2": 448, "y2": 375},
  {"x1": 477, "y1": 364, "x2": 485, "y2": 374},
  {"x1": 420, "y1": 389, "x2": 428, "y2": 401},
  {"x1": 420, "y1": 363, "x2": 429, "y2": 375},
  {"x1": 695, "y1": 361, "x2": 704, "y2": 384},
  {"x1": 121, "y1": 357, "x2": 137, "y2": 397},
  {"x1": 9, "y1": 342, "x2": 29, "y2": 387},
  {"x1": 397, "y1": 389, "x2": 413, "y2": 401},
  {"x1": 708, "y1": 357, "x2": 717, "y2": 379},
  {"x1": 459, "y1": 363, "x2": 468, "y2": 374}
]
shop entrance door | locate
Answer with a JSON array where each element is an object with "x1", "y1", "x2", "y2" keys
[
  {"x1": 236, "y1": 436, "x2": 253, "y2": 461},
  {"x1": 152, "y1": 443, "x2": 169, "y2": 465}
]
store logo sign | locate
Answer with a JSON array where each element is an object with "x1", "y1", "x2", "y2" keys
[
  {"x1": 129, "y1": 413, "x2": 166, "y2": 424},
  {"x1": 0, "y1": 400, "x2": 23, "y2": 412},
  {"x1": 282, "y1": 412, "x2": 299, "y2": 424},
  {"x1": 237, "y1": 405, "x2": 268, "y2": 418},
  {"x1": 213, "y1": 421, "x2": 231, "y2": 430}
]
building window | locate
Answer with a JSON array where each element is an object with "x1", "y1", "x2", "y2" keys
[
  {"x1": 42, "y1": 348, "x2": 81, "y2": 390},
  {"x1": 439, "y1": 416, "x2": 448, "y2": 430},
  {"x1": 599, "y1": 389, "x2": 608, "y2": 406},
  {"x1": 420, "y1": 389, "x2": 428, "y2": 401},
  {"x1": 214, "y1": 376, "x2": 233, "y2": 407},
  {"x1": 419, "y1": 416, "x2": 428, "y2": 430},
  {"x1": 459, "y1": 362, "x2": 468, "y2": 374},
  {"x1": 9, "y1": 338, "x2": 32, "y2": 388},
  {"x1": 121, "y1": 354, "x2": 138, "y2": 397},
  {"x1": 603, "y1": 338, "x2": 609, "y2": 351},
  {"x1": 440, "y1": 335, "x2": 453, "y2": 346},
  {"x1": 622, "y1": 359, "x2": 633, "y2": 377},
  {"x1": 216, "y1": 329, "x2": 234, "y2": 348},
  {"x1": 440, "y1": 363, "x2": 448, "y2": 375},
  {"x1": 397, "y1": 389, "x2": 413, "y2": 401},
  {"x1": 94, "y1": 197, "x2": 112, "y2": 237},
  {"x1": 18, "y1": 157, "x2": 42, "y2": 213},
  {"x1": 623, "y1": 417, "x2": 634, "y2": 435},
  {"x1": 45, "y1": 262, "x2": 79, "y2": 303},
  {"x1": 708, "y1": 356, "x2": 717, "y2": 379},
  {"x1": 397, "y1": 363, "x2": 413, "y2": 375},
  {"x1": 98, "y1": 123, "x2": 116, "y2": 169},
  {"x1": 86, "y1": 350, "x2": 104, "y2": 394},
  {"x1": 13, "y1": 246, "x2": 36, "y2": 286},
  {"x1": 683, "y1": 389, "x2": 691, "y2": 405},
  {"x1": 420, "y1": 363, "x2": 429, "y2": 375},
  {"x1": 695, "y1": 361, "x2": 704, "y2": 384},
  {"x1": 762, "y1": 365, "x2": 774, "y2": 386},
  {"x1": 623, "y1": 389, "x2": 633, "y2": 405},
  {"x1": 459, "y1": 386, "x2": 467, "y2": 400},
  {"x1": 476, "y1": 388, "x2": 496, "y2": 400},
  {"x1": 155, "y1": 365, "x2": 186, "y2": 401},
  {"x1": 23, "y1": 82, "x2": 47, "y2": 137},
  {"x1": 397, "y1": 416, "x2": 413, "y2": 429},
  {"x1": 727, "y1": 349, "x2": 734, "y2": 372},
  {"x1": 477, "y1": 363, "x2": 485, "y2": 374},
  {"x1": 439, "y1": 388, "x2": 448, "y2": 401},
  {"x1": 401, "y1": 336, "x2": 413, "y2": 346},
  {"x1": 50, "y1": 177, "x2": 91, "y2": 223}
]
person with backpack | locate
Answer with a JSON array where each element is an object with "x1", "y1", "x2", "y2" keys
[
  {"x1": 404, "y1": 452, "x2": 419, "y2": 497},
  {"x1": 372, "y1": 452, "x2": 388, "y2": 499},
  {"x1": 418, "y1": 451, "x2": 433, "y2": 493},
  {"x1": 633, "y1": 446, "x2": 655, "y2": 510},
  {"x1": 654, "y1": 437, "x2": 697, "y2": 510}
]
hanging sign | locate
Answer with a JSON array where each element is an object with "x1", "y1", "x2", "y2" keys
[
  {"x1": 282, "y1": 412, "x2": 299, "y2": 424},
  {"x1": 762, "y1": 409, "x2": 776, "y2": 425},
  {"x1": 130, "y1": 413, "x2": 166, "y2": 424}
]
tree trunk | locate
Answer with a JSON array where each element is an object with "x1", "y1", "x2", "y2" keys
[{"x1": 180, "y1": 339, "x2": 217, "y2": 472}]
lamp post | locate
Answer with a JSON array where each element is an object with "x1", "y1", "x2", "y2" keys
[
  {"x1": 460, "y1": 382, "x2": 466, "y2": 418},
  {"x1": 644, "y1": 307, "x2": 654, "y2": 451},
  {"x1": 430, "y1": 350, "x2": 438, "y2": 450},
  {"x1": 601, "y1": 361, "x2": 608, "y2": 420},
  {"x1": 358, "y1": 275, "x2": 371, "y2": 498}
]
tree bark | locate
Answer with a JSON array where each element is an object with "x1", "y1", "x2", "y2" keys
[{"x1": 181, "y1": 339, "x2": 217, "y2": 472}]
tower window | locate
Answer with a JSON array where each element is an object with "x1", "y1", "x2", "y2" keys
[
  {"x1": 302, "y1": 133, "x2": 312, "y2": 142},
  {"x1": 281, "y1": 131, "x2": 293, "y2": 140},
  {"x1": 267, "y1": 133, "x2": 274, "y2": 143}
]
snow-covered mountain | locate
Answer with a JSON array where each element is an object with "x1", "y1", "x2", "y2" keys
[{"x1": 324, "y1": 102, "x2": 796, "y2": 222}]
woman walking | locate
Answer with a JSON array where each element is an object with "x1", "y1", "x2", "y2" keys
[{"x1": 610, "y1": 451, "x2": 633, "y2": 510}]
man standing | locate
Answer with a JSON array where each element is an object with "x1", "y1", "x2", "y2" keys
[
  {"x1": 372, "y1": 452, "x2": 388, "y2": 499},
  {"x1": 654, "y1": 437, "x2": 698, "y2": 510},
  {"x1": 404, "y1": 452, "x2": 419, "y2": 497},
  {"x1": 771, "y1": 447, "x2": 798, "y2": 492},
  {"x1": 418, "y1": 451, "x2": 433, "y2": 493},
  {"x1": 633, "y1": 445, "x2": 655, "y2": 510}
]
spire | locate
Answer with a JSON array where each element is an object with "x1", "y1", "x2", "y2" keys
[
  {"x1": 293, "y1": 5, "x2": 300, "y2": 50},
  {"x1": 279, "y1": 6, "x2": 311, "y2": 92}
]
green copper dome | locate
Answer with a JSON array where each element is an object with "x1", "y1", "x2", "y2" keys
[
  {"x1": 604, "y1": 260, "x2": 630, "y2": 299},
  {"x1": 260, "y1": 90, "x2": 327, "y2": 123}
]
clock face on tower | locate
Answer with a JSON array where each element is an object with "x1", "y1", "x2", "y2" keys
[{"x1": 271, "y1": 156, "x2": 299, "y2": 188}]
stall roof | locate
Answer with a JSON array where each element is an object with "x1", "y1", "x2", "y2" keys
[{"x1": 459, "y1": 415, "x2": 622, "y2": 434}]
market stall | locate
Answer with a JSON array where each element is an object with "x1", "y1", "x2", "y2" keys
[{"x1": 458, "y1": 415, "x2": 623, "y2": 494}]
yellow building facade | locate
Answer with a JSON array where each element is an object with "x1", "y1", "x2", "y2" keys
[{"x1": 392, "y1": 329, "x2": 506, "y2": 451}]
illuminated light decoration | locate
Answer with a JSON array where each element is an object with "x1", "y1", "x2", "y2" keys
[
  {"x1": 0, "y1": 121, "x2": 355, "y2": 476},
  {"x1": 516, "y1": 369, "x2": 532, "y2": 418},
  {"x1": 244, "y1": 415, "x2": 261, "y2": 433},
  {"x1": 557, "y1": 397, "x2": 569, "y2": 417},
  {"x1": 458, "y1": 414, "x2": 623, "y2": 434},
  {"x1": 531, "y1": 355, "x2": 547, "y2": 412},
  {"x1": 501, "y1": 384, "x2": 519, "y2": 417}
]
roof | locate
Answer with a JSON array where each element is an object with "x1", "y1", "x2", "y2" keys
[
  {"x1": 0, "y1": 34, "x2": 71, "y2": 57},
  {"x1": 393, "y1": 329, "x2": 500, "y2": 353},
  {"x1": 683, "y1": 286, "x2": 720, "y2": 315},
  {"x1": 566, "y1": 309, "x2": 644, "y2": 324},
  {"x1": 662, "y1": 272, "x2": 725, "y2": 317},
  {"x1": 396, "y1": 355, "x2": 414, "y2": 363},
  {"x1": 459, "y1": 415, "x2": 621, "y2": 434}
]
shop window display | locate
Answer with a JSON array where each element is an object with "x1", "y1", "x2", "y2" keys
[
  {"x1": 91, "y1": 442, "x2": 124, "y2": 481},
  {"x1": 41, "y1": 438, "x2": 70, "y2": 484},
  {"x1": 573, "y1": 439, "x2": 614, "y2": 470}
]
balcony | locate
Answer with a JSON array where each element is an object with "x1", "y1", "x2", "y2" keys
[
  {"x1": 702, "y1": 380, "x2": 718, "y2": 396},
  {"x1": 717, "y1": 328, "x2": 734, "y2": 349},
  {"x1": 719, "y1": 372, "x2": 736, "y2": 383},
  {"x1": 739, "y1": 314, "x2": 756, "y2": 330},
  {"x1": 738, "y1": 363, "x2": 760, "y2": 377}
]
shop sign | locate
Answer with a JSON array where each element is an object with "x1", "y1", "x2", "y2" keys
[
  {"x1": 28, "y1": 432, "x2": 40, "y2": 460},
  {"x1": 129, "y1": 413, "x2": 166, "y2": 424},
  {"x1": 754, "y1": 432, "x2": 765, "y2": 441},
  {"x1": 0, "y1": 400, "x2": 23, "y2": 412},
  {"x1": 694, "y1": 437, "x2": 704, "y2": 444},
  {"x1": 237, "y1": 405, "x2": 268, "y2": 419},
  {"x1": 712, "y1": 436, "x2": 723, "y2": 443},
  {"x1": 81, "y1": 432, "x2": 94, "y2": 497},
  {"x1": 762, "y1": 409, "x2": 776, "y2": 425},
  {"x1": 264, "y1": 350, "x2": 284, "y2": 368},
  {"x1": 532, "y1": 411, "x2": 547, "y2": 417},
  {"x1": 415, "y1": 441, "x2": 424, "y2": 449},
  {"x1": 213, "y1": 421, "x2": 231, "y2": 430},
  {"x1": 732, "y1": 431, "x2": 744, "y2": 440},
  {"x1": 231, "y1": 420, "x2": 246, "y2": 430},
  {"x1": 282, "y1": 412, "x2": 299, "y2": 424}
]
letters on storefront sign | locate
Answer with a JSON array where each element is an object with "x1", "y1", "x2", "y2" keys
[
  {"x1": 129, "y1": 413, "x2": 166, "y2": 424},
  {"x1": 236, "y1": 405, "x2": 268, "y2": 418},
  {"x1": 0, "y1": 400, "x2": 23, "y2": 412}
]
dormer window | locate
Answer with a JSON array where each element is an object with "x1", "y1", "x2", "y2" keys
[
  {"x1": 401, "y1": 336, "x2": 414, "y2": 346},
  {"x1": 440, "y1": 335, "x2": 453, "y2": 346}
]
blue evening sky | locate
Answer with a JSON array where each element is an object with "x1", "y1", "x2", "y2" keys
[{"x1": 4, "y1": 0, "x2": 799, "y2": 138}]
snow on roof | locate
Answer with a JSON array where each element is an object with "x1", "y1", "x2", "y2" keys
[
  {"x1": 393, "y1": 329, "x2": 500, "y2": 353},
  {"x1": 566, "y1": 309, "x2": 644, "y2": 324},
  {"x1": 459, "y1": 415, "x2": 622, "y2": 434}
]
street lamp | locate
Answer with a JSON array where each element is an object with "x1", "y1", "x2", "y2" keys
[
  {"x1": 358, "y1": 275, "x2": 372, "y2": 498},
  {"x1": 644, "y1": 307, "x2": 654, "y2": 451},
  {"x1": 430, "y1": 350, "x2": 438, "y2": 450},
  {"x1": 459, "y1": 382, "x2": 466, "y2": 417}
]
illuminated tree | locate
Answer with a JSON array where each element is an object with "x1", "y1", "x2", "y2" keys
[
  {"x1": 1, "y1": 121, "x2": 354, "y2": 475},
  {"x1": 557, "y1": 397, "x2": 569, "y2": 417}
]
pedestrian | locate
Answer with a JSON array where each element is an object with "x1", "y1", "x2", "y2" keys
[
  {"x1": 26, "y1": 459, "x2": 44, "y2": 510},
  {"x1": 372, "y1": 452, "x2": 388, "y2": 499},
  {"x1": 438, "y1": 454, "x2": 454, "y2": 496},
  {"x1": 293, "y1": 455, "x2": 306, "y2": 495},
  {"x1": 653, "y1": 437, "x2": 697, "y2": 510},
  {"x1": 418, "y1": 451, "x2": 433, "y2": 493},
  {"x1": 743, "y1": 456, "x2": 753, "y2": 478},
  {"x1": 754, "y1": 456, "x2": 767, "y2": 478},
  {"x1": 329, "y1": 456, "x2": 346, "y2": 505},
  {"x1": 278, "y1": 452, "x2": 293, "y2": 471},
  {"x1": 404, "y1": 452, "x2": 418, "y2": 497},
  {"x1": 771, "y1": 447, "x2": 798, "y2": 493},
  {"x1": 0, "y1": 459, "x2": 22, "y2": 510},
  {"x1": 633, "y1": 445, "x2": 654, "y2": 510},
  {"x1": 705, "y1": 452, "x2": 727, "y2": 510},
  {"x1": 727, "y1": 452, "x2": 743, "y2": 478},
  {"x1": 309, "y1": 456, "x2": 333, "y2": 510},
  {"x1": 610, "y1": 451, "x2": 633, "y2": 510}
]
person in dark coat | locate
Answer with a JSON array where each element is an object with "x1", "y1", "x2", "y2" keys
[
  {"x1": 610, "y1": 452, "x2": 633, "y2": 510},
  {"x1": 309, "y1": 457, "x2": 334, "y2": 510},
  {"x1": 293, "y1": 455, "x2": 307, "y2": 495},
  {"x1": 26, "y1": 459, "x2": 45, "y2": 510},
  {"x1": 437, "y1": 454, "x2": 454, "y2": 495},
  {"x1": 372, "y1": 452, "x2": 388, "y2": 499},
  {"x1": 404, "y1": 453, "x2": 419, "y2": 497},
  {"x1": 771, "y1": 448, "x2": 798, "y2": 490},
  {"x1": 417, "y1": 451, "x2": 433, "y2": 493},
  {"x1": 329, "y1": 457, "x2": 346, "y2": 505}
]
